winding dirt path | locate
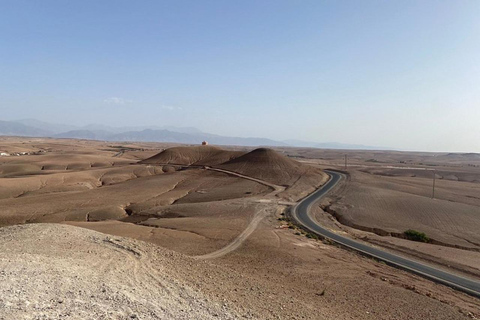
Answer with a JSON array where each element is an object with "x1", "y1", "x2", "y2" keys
[
  {"x1": 192, "y1": 167, "x2": 285, "y2": 259},
  {"x1": 194, "y1": 206, "x2": 277, "y2": 260},
  {"x1": 204, "y1": 166, "x2": 285, "y2": 195},
  {"x1": 140, "y1": 163, "x2": 285, "y2": 195},
  {"x1": 139, "y1": 163, "x2": 287, "y2": 259}
]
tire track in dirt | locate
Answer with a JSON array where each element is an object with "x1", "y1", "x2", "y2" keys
[
  {"x1": 0, "y1": 223, "x2": 239, "y2": 319},
  {"x1": 189, "y1": 167, "x2": 285, "y2": 259},
  {"x1": 205, "y1": 166, "x2": 285, "y2": 196},
  {"x1": 194, "y1": 206, "x2": 276, "y2": 260},
  {"x1": 101, "y1": 236, "x2": 237, "y2": 318},
  {"x1": 131, "y1": 163, "x2": 286, "y2": 259}
]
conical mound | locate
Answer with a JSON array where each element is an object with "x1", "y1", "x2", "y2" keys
[
  {"x1": 217, "y1": 148, "x2": 306, "y2": 185},
  {"x1": 140, "y1": 145, "x2": 244, "y2": 166}
]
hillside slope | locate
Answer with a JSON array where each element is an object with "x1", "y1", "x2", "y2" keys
[
  {"x1": 217, "y1": 148, "x2": 301, "y2": 185},
  {"x1": 141, "y1": 146, "x2": 327, "y2": 200},
  {"x1": 0, "y1": 224, "x2": 238, "y2": 319},
  {"x1": 140, "y1": 145, "x2": 244, "y2": 166}
]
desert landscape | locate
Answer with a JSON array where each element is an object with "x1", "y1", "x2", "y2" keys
[
  {"x1": 3, "y1": 2, "x2": 479, "y2": 318},
  {"x1": 289, "y1": 149, "x2": 480, "y2": 278},
  {"x1": 0, "y1": 136, "x2": 479, "y2": 319}
]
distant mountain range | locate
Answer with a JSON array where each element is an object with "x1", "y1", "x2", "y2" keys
[
  {"x1": 1, "y1": 119, "x2": 285, "y2": 147},
  {"x1": 0, "y1": 119, "x2": 388, "y2": 150}
]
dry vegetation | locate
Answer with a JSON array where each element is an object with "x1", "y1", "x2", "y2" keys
[{"x1": 0, "y1": 136, "x2": 479, "y2": 319}]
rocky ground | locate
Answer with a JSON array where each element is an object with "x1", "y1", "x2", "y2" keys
[
  {"x1": 2, "y1": 223, "x2": 479, "y2": 320},
  {"x1": 0, "y1": 224, "x2": 241, "y2": 320}
]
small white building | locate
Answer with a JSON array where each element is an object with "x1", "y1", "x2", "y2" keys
[{"x1": 0, "y1": 152, "x2": 10, "y2": 157}]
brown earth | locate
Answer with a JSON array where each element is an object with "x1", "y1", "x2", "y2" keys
[
  {"x1": 141, "y1": 145, "x2": 326, "y2": 201},
  {"x1": 141, "y1": 145, "x2": 244, "y2": 166},
  {"x1": 218, "y1": 148, "x2": 306, "y2": 185},
  {"x1": 286, "y1": 148, "x2": 480, "y2": 281},
  {"x1": 0, "y1": 137, "x2": 479, "y2": 319},
  {"x1": 331, "y1": 171, "x2": 480, "y2": 250}
]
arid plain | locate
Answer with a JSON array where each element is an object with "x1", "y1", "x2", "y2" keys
[{"x1": 0, "y1": 136, "x2": 479, "y2": 319}]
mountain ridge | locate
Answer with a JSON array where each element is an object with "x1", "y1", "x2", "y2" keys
[{"x1": 1, "y1": 119, "x2": 388, "y2": 149}]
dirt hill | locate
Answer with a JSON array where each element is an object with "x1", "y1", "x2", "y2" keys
[
  {"x1": 217, "y1": 148, "x2": 316, "y2": 186},
  {"x1": 141, "y1": 146, "x2": 326, "y2": 199},
  {"x1": 142, "y1": 146, "x2": 316, "y2": 186},
  {"x1": 140, "y1": 145, "x2": 244, "y2": 166}
]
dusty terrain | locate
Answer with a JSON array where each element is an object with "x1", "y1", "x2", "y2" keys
[
  {"x1": 0, "y1": 224, "x2": 239, "y2": 319},
  {"x1": 0, "y1": 136, "x2": 479, "y2": 319},
  {"x1": 288, "y1": 148, "x2": 480, "y2": 279}
]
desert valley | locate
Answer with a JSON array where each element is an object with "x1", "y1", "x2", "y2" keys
[
  {"x1": 0, "y1": 136, "x2": 479, "y2": 319},
  {"x1": 3, "y1": 2, "x2": 480, "y2": 319}
]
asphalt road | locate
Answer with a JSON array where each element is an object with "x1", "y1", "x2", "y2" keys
[{"x1": 291, "y1": 170, "x2": 480, "y2": 299}]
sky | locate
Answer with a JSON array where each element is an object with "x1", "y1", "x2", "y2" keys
[{"x1": 1, "y1": 1, "x2": 479, "y2": 152}]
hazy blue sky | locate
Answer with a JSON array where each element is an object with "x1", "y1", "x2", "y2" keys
[{"x1": 1, "y1": 1, "x2": 479, "y2": 152}]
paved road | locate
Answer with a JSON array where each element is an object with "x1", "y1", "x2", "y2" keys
[{"x1": 291, "y1": 170, "x2": 480, "y2": 298}]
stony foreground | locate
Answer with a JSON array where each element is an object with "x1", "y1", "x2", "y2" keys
[{"x1": 0, "y1": 224, "x2": 238, "y2": 320}]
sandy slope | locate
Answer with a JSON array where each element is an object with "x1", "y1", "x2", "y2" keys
[{"x1": 0, "y1": 224, "x2": 238, "y2": 320}]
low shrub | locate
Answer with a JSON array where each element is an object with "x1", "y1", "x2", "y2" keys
[
  {"x1": 305, "y1": 233, "x2": 319, "y2": 240},
  {"x1": 404, "y1": 229, "x2": 430, "y2": 243}
]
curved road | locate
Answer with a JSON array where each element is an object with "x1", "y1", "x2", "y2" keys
[{"x1": 291, "y1": 170, "x2": 480, "y2": 298}]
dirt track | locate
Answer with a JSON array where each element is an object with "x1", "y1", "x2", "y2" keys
[
  {"x1": 206, "y1": 167, "x2": 285, "y2": 194},
  {"x1": 192, "y1": 166, "x2": 285, "y2": 260},
  {"x1": 194, "y1": 205, "x2": 278, "y2": 260}
]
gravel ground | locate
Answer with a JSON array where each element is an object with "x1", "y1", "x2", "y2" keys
[{"x1": 0, "y1": 224, "x2": 238, "y2": 320}]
